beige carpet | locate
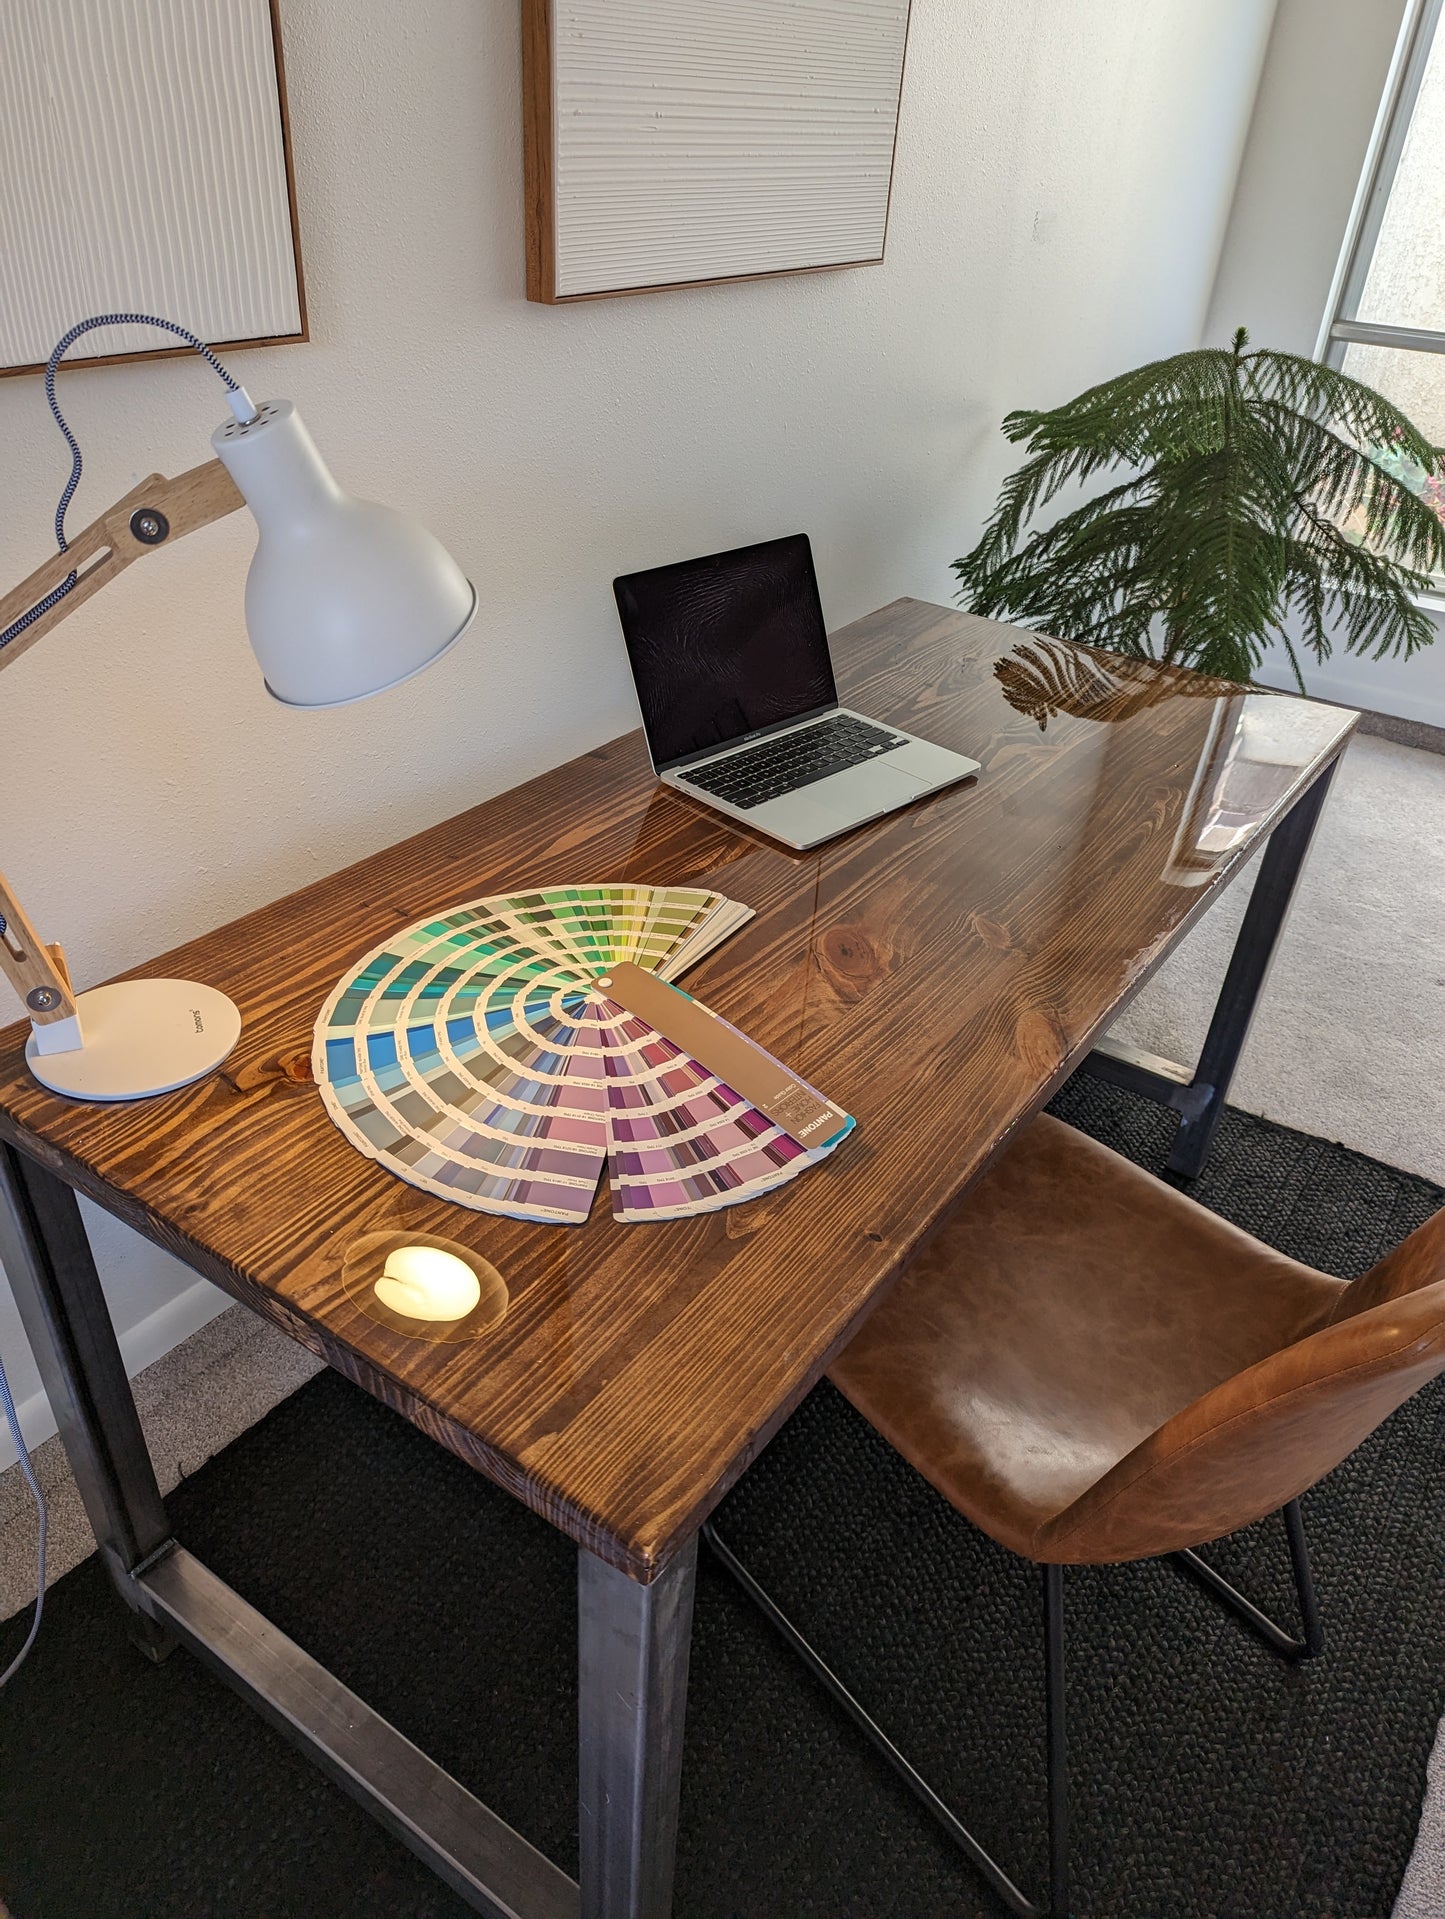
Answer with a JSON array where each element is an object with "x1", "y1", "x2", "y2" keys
[
  {"x1": 1, "y1": 729, "x2": 1442, "y2": 1911},
  {"x1": 1398, "y1": 1728, "x2": 1445, "y2": 1919},
  {"x1": 0, "y1": 1305, "x2": 320, "y2": 1621},
  {"x1": 1111, "y1": 732, "x2": 1445, "y2": 1188}
]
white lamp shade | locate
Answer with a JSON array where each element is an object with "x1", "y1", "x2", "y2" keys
[{"x1": 212, "y1": 400, "x2": 475, "y2": 707}]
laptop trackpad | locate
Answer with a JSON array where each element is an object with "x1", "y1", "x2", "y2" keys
[
  {"x1": 885, "y1": 738, "x2": 979, "y2": 785},
  {"x1": 808, "y1": 761, "x2": 928, "y2": 817},
  {"x1": 741, "y1": 761, "x2": 925, "y2": 845}
]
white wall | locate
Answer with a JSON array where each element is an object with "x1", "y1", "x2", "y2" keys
[
  {"x1": 1256, "y1": 603, "x2": 1445, "y2": 727},
  {"x1": 1204, "y1": 0, "x2": 1445, "y2": 721},
  {"x1": 0, "y1": 0, "x2": 1278, "y2": 1467},
  {"x1": 1206, "y1": 0, "x2": 1407, "y2": 356}
]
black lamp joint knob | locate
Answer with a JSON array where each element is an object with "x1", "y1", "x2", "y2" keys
[{"x1": 129, "y1": 507, "x2": 170, "y2": 545}]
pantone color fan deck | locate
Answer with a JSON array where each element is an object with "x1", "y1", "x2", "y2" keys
[{"x1": 313, "y1": 886, "x2": 854, "y2": 1224}]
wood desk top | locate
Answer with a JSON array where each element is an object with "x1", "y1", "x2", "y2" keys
[{"x1": 0, "y1": 602, "x2": 1356, "y2": 1580}]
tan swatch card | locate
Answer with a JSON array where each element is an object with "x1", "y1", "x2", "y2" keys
[{"x1": 599, "y1": 960, "x2": 851, "y2": 1149}]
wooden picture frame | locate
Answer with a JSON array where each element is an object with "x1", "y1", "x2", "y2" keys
[
  {"x1": 523, "y1": 0, "x2": 912, "y2": 305},
  {"x1": 0, "y1": 0, "x2": 307, "y2": 379}
]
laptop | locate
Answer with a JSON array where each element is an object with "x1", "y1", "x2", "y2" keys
[{"x1": 612, "y1": 534, "x2": 981, "y2": 850}]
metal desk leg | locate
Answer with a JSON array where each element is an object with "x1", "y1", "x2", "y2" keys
[
  {"x1": 1085, "y1": 758, "x2": 1339, "y2": 1180},
  {"x1": 578, "y1": 1538, "x2": 697, "y2": 1919},
  {"x1": 0, "y1": 1142, "x2": 637, "y2": 1919},
  {"x1": 0, "y1": 1143, "x2": 175, "y2": 1659}
]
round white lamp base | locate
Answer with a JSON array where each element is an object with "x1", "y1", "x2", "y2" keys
[{"x1": 25, "y1": 979, "x2": 242, "y2": 1101}]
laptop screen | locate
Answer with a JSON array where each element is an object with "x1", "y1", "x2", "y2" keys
[{"x1": 613, "y1": 533, "x2": 838, "y2": 771}]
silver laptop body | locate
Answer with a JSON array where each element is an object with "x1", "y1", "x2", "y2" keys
[{"x1": 613, "y1": 534, "x2": 980, "y2": 852}]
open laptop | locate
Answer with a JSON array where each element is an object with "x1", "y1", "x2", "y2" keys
[{"x1": 613, "y1": 534, "x2": 980, "y2": 850}]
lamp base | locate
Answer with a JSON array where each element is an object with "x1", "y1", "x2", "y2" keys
[{"x1": 25, "y1": 978, "x2": 242, "y2": 1101}]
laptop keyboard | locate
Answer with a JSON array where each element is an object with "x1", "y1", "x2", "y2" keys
[{"x1": 679, "y1": 714, "x2": 908, "y2": 810}]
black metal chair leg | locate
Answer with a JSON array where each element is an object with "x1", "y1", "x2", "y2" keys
[
  {"x1": 701, "y1": 1521, "x2": 1067, "y2": 1919},
  {"x1": 1283, "y1": 1498, "x2": 1324, "y2": 1658},
  {"x1": 706, "y1": 1500, "x2": 1321, "y2": 1915},
  {"x1": 1171, "y1": 1498, "x2": 1323, "y2": 1661}
]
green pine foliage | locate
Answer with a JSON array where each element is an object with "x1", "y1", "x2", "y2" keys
[{"x1": 954, "y1": 327, "x2": 1445, "y2": 686}]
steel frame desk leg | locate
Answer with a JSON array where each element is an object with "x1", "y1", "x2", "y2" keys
[
  {"x1": 578, "y1": 1539, "x2": 696, "y2": 1919},
  {"x1": 1085, "y1": 758, "x2": 1339, "y2": 1180},
  {"x1": 0, "y1": 1136, "x2": 694, "y2": 1919},
  {"x1": 0, "y1": 1142, "x2": 175, "y2": 1660}
]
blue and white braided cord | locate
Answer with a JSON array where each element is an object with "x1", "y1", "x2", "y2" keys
[
  {"x1": 0, "y1": 1348, "x2": 46, "y2": 1687},
  {"x1": 0, "y1": 314, "x2": 244, "y2": 652}
]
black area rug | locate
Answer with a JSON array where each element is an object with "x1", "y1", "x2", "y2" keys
[{"x1": 3, "y1": 1080, "x2": 1443, "y2": 1919}]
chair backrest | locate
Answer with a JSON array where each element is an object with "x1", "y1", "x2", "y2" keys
[
  {"x1": 1038, "y1": 1207, "x2": 1445, "y2": 1564},
  {"x1": 1326, "y1": 1205, "x2": 1445, "y2": 1321}
]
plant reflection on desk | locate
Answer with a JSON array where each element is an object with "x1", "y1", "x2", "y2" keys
[{"x1": 994, "y1": 636, "x2": 1235, "y2": 730}]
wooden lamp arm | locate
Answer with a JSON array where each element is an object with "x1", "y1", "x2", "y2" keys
[
  {"x1": 0, "y1": 457, "x2": 243, "y2": 673},
  {"x1": 0, "y1": 457, "x2": 245, "y2": 1032},
  {"x1": 0, "y1": 876, "x2": 76, "y2": 1027}
]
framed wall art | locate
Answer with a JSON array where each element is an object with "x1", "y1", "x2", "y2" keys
[
  {"x1": 0, "y1": 0, "x2": 305, "y2": 376},
  {"x1": 523, "y1": 0, "x2": 912, "y2": 303}
]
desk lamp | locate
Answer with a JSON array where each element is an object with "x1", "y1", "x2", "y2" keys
[{"x1": 0, "y1": 314, "x2": 475, "y2": 1102}]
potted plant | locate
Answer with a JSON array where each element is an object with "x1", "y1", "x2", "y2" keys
[{"x1": 955, "y1": 327, "x2": 1445, "y2": 689}]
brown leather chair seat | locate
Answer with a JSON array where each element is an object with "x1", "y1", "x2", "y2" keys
[{"x1": 828, "y1": 1113, "x2": 1445, "y2": 1568}]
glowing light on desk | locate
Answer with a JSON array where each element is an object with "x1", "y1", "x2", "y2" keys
[{"x1": 373, "y1": 1244, "x2": 481, "y2": 1322}]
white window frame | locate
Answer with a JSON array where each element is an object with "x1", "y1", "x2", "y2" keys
[{"x1": 1317, "y1": 0, "x2": 1445, "y2": 366}]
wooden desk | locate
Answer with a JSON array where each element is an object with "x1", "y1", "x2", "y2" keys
[{"x1": 0, "y1": 601, "x2": 1355, "y2": 1917}]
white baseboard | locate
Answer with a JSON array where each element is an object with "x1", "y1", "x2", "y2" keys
[
  {"x1": 1258, "y1": 658, "x2": 1445, "y2": 730},
  {"x1": 0, "y1": 1276, "x2": 229, "y2": 1475}
]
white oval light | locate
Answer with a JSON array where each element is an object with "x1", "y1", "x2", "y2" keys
[{"x1": 373, "y1": 1244, "x2": 481, "y2": 1322}]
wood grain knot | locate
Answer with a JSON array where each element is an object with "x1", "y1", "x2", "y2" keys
[
  {"x1": 816, "y1": 924, "x2": 889, "y2": 1002},
  {"x1": 968, "y1": 912, "x2": 1014, "y2": 952},
  {"x1": 1013, "y1": 1007, "x2": 1067, "y2": 1077},
  {"x1": 227, "y1": 1048, "x2": 314, "y2": 1093}
]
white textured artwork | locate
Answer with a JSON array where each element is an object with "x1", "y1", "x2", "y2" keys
[
  {"x1": 528, "y1": 0, "x2": 912, "y2": 301},
  {"x1": 0, "y1": 0, "x2": 303, "y2": 372}
]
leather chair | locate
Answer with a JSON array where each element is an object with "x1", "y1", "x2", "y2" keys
[{"x1": 704, "y1": 1112, "x2": 1445, "y2": 1919}]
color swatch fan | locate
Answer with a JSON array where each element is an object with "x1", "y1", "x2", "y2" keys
[{"x1": 314, "y1": 886, "x2": 853, "y2": 1225}]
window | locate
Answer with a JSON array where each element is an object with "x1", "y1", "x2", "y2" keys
[{"x1": 1320, "y1": 0, "x2": 1445, "y2": 563}]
